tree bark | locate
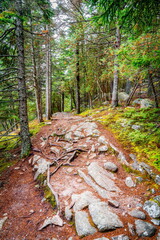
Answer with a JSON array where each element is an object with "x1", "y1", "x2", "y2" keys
[
  {"x1": 30, "y1": 18, "x2": 43, "y2": 123},
  {"x1": 75, "y1": 41, "x2": 80, "y2": 114},
  {"x1": 111, "y1": 26, "x2": 121, "y2": 107},
  {"x1": 15, "y1": 0, "x2": 31, "y2": 157},
  {"x1": 148, "y1": 71, "x2": 159, "y2": 108},
  {"x1": 46, "y1": 26, "x2": 52, "y2": 120}
]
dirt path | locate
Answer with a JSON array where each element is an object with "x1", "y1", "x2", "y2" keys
[{"x1": 0, "y1": 113, "x2": 159, "y2": 240}]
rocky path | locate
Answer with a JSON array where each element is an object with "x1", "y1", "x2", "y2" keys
[{"x1": 0, "y1": 112, "x2": 160, "y2": 240}]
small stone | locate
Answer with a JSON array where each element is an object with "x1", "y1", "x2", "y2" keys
[
  {"x1": 98, "y1": 136, "x2": 108, "y2": 145},
  {"x1": 157, "y1": 231, "x2": 160, "y2": 240},
  {"x1": 86, "y1": 161, "x2": 90, "y2": 166},
  {"x1": 75, "y1": 211, "x2": 97, "y2": 237},
  {"x1": 125, "y1": 177, "x2": 136, "y2": 187},
  {"x1": 128, "y1": 209, "x2": 146, "y2": 219},
  {"x1": 65, "y1": 206, "x2": 72, "y2": 221},
  {"x1": 29, "y1": 209, "x2": 34, "y2": 214},
  {"x1": 3, "y1": 213, "x2": 8, "y2": 216},
  {"x1": 143, "y1": 200, "x2": 160, "y2": 218},
  {"x1": 128, "y1": 223, "x2": 136, "y2": 236},
  {"x1": 118, "y1": 152, "x2": 129, "y2": 165},
  {"x1": 104, "y1": 162, "x2": 118, "y2": 172},
  {"x1": 111, "y1": 234, "x2": 129, "y2": 240},
  {"x1": 14, "y1": 167, "x2": 20, "y2": 170},
  {"x1": 77, "y1": 179, "x2": 82, "y2": 183},
  {"x1": 131, "y1": 124, "x2": 141, "y2": 130},
  {"x1": 0, "y1": 217, "x2": 8, "y2": 230},
  {"x1": 136, "y1": 177, "x2": 143, "y2": 183},
  {"x1": 66, "y1": 168, "x2": 73, "y2": 173},
  {"x1": 68, "y1": 237, "x2": 73, "y2": 240},
  {"x1": 98, "y1": 145, "x2": 108, "y2": 152},
  {"x1": 91, "y1": 145, "x2": 96, "y2": 152},
  {"x1": 39, "y1": 215, "x2": 63, "y2": 230},
  {"x1": 155, "y1": 175, "x2": 160, "y2": 185},
  {"x1": 108, "y1": 200, "x2": 120, "y2": 208},
  {"x1": 135, "y1": 220, "x2": 157, "y2": 237},
  {"x1": 151, "y1": 219, "x2": 160, "y2": 226}
]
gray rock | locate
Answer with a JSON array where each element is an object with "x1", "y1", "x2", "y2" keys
[
  {"x1": 0, "y1": 217, "x2": 8, "y2": 230},
  {"x1": 88, "y1": 162, "x2": 121, "y2": 192},
  {"x1": 128, "y1": 223, "x2": 136, "y2": 236},
  {"x1": 72, "y1": 191, "x2": 100, "y2": 212},
  {"x1": 75, "y1": 211, "x2": 97, "y2": 237},
  {"x1": 78, "y1": 170, "x2": 110, "y2": 199},
  {"x1": 50, "y1": 147, "x2": 60, "y2": 155},
  {"x1": 154, "y1": 195, "x2": 160, "y2": 202},
  {"x1": 125, "y1": 177, "x2": 136, "y2": 187},
  {"x1": 118, "y1": 92, "x2": 129, "y2": 102},
  {"x1": 76, "y1": 121, "x2": 100, "y2": 137},
  {"x1": 157, "y1": 231, "x2": 160, "y2": 240},
  {"x1": 98, "y1": 145, "x2": 108, "y2": 152},
  {"x1": 73, "y1": 130, "x2": 85, "y2": 138},
  {"x1": 118, "y1": 152, "x2": 129, "y2": 166},
  {"x1": 136, "y1": 177, "x2": 143, "y2": 182},
  {"x1": 98, "y1": 136, "x2": 108, "y2": 145},
  {"x1": 128, "y1": 209, "x2": 146, "y2": 219},
  {"x1": 140, "y1": 98, "x2": 155, "y2": 108},
  {"x1": 34, "y1": 158, "x2": 49, "y2": 180},
  {"x1": 65, "y1": 206, "x2": 72, "y2": 221},
  {"x1": 155, "y1": 175, "x2": 160, "y2": 185},
  {"x1": 65, "y1": 132, "x2": 73, "y2": 141},
  {"x1": 135, "y1": 220, "x2": 156, "y2": 237},
  {"x1": 94, "y1": 238, "x2": 109, "y2": 240},
  {"x1": 131, "y1": 124, "x2": 141, "y2": 130},
  {"x1": 104, "y1": 162, "x2": 118, "y2": 172},
  {"x1": 129, "y1": 154, "x2": 136, "y2": 161},
  {"x1": 39, "y1": 215, "x2": 63, "y2": 230},
  {"x1": 151, "y1": 219, "x2": 160, "y2": 226},
  {"x1": 108, "y1": 200, "x2": 120, "y2": 208},
  {"x1": 111, "y1": 235, "x2": 129, "y2": 240},
  {"x1": 102, "y1": 101, "x2": 109, "y2": 106},
  {"x1": 143, "y1": 200, "x2": 160, "y2": 218},
  {"x1": 89, "y1": 202, "x2": 123, "y2": 231},
  {"x1": 32, "y1": 154, "x2": 41, "y2": 165}
]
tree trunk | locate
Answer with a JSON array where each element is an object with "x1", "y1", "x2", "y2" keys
[
  {"x1": 61, "y1": 92, "x2": 64, "y2": 112},
  {"x1": 111, "y1": 26, "x2": 121, "y2": 107},
  {"x1": 30, "y1": 18, "x2": 43, "y2": 123},
  {"x1": 75, "y1": 41, "x2": 80, "y2": 114},
  {"x1": 15, "y1": 0, "x2": 31, "y2": 157},
  {"x1": 148, "y1": 71, "x2": 159, "y2": 108},
  {"x1": 46, "y1": 26, "x2": 52, "y2": 120}
]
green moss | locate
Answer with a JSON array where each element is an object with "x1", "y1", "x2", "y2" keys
[
  {"x1": 122, "y1": 164, "x2": 140, "y2": 175},
  {"x1": 80, "y1": 106, "x2": 160, "y2": 172},
  {"x1": 29, "y1": 120, "x2": 45, "y2": 136},
  {"x1": 44, "y1": 186, "x2": 57, "y2": 208},
  {"x1": 36, "y1": 173, "x2": 57, "y2": 209},
  {"x1": 0, "y1": 152, "x2": 17, "y2": 175}
]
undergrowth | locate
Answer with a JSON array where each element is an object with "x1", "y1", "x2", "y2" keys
[{"x1": 80, "y1": 107, "x2": 160, "y2": 171}]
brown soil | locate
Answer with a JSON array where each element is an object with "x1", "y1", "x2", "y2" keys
[{"x1": 0, "y1": 113, "x2": 159, "y2": 240}]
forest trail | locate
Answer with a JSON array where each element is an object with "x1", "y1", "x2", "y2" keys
[{"x1": 0, "y1": 112, "x2": 160, "y2": 240}]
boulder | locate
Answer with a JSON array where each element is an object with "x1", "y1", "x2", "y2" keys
[
  {"x1": 143, "y1": 200, "x2": 160, "y2": 218},
  {"x1": 75, "y1": 211, "x2": 97, "y2": 237},
  {"x1": 118, "y1": 92, "x2": 129, "y2": 102},
  {"x1": 140, "y1": 99, "x2": 155, "y2": 108},
  {"x1": 34, "y1": 158, "x2": 49, "y2": 180},
  {"x1": 88, "y1": 162, "x2": 121, "y2": 192},
  {"x1": 89, "y1": 202, "x2": 123, "y2": 231},
  {"x1": 135, "y1": 220, "x2": 157, "y2": 237},
  {"x1": 71, "y1": 191, "x2": 100, "y2": 212}
]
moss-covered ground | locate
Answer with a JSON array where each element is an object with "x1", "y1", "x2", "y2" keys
[{"x1": 80, "y1": 107, "x2": 160, "y2": 171}]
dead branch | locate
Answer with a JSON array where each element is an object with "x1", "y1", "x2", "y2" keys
[{"x1": 47, "y1": 164, "x2": 60, "y2": 214}]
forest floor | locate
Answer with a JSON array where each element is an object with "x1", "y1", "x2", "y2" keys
[{"x1": 0, "y1": 112, "x2": 160, "y2": 240}]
